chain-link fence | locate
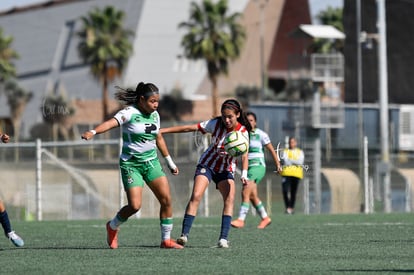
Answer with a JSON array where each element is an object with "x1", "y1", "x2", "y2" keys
[{"x1": 0, "y1": 130, "x2": 412, "y2": 221}]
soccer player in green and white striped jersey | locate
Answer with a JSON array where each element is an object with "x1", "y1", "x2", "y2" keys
[
  {"x1": 231, "y1": 112, "x2": 282, "y2": 229},
  {"x1": 82, "y1": 82, "x2": 183, "y2": 249}
]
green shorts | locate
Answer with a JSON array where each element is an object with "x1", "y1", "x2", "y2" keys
[
  {"x1": 119, "y1": 157, "x2": 166, "y2": 190},
  {"x1": 248, "y1": 165, "x2": 266, "y2": 184}
]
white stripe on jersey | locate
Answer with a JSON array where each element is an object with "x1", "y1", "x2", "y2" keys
[
  {"x1": 248, "y1": 128, "x2": 271, "y2": 167},
  {"x1": 197, "y1": 118, "x2": 247, "y2": 173}
]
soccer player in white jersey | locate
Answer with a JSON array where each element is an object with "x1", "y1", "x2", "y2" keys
[
  {"x1": 0, "y1": 132, "x2": 24, "y2": 247},
  {"x1": 160, "y1": 99, "x2": 251, "y2": 248},
  {"x1": 82, "y1": 82, "x2": 183, "y2": 249},
  {"x1": 231, "y1": 112, "x2": 282, "y2": 229}
]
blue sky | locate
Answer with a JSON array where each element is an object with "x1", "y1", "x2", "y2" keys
[
  {"x1": 0, "y1": 0, "x2": 43, "y2": 11},
  {"x1": 309, "y1": 0, "x2": 343, "y2": 23},
  {"x1": 0, "y1": 0, "x2": 343, "y2": 19}
]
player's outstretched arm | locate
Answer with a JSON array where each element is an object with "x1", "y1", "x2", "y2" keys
[
  {"x1": 81, "y1": 118, "x2": 119, "y2": 140},
  {"x1": 160, "y1": 124, "x2": 198, "y2": 134}
]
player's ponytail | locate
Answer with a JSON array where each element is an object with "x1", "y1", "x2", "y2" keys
[
  {"x1": 238, "y1": 109, "x2": 252, "y2": 132},
  {"x1": 115, "y1": 82, "x2": 159, "y2": 105}
]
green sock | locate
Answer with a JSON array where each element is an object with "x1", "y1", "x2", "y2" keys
[{"x1": 160, "y1": 217, "x2": 173, "y2": 241}]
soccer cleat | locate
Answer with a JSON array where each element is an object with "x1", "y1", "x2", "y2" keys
[
  {"x1": 176, "y1": 234, "x2": 188, "y2": 246},
  {"x1": 106, "y1": 221, "x2": 119, "y2": 249},
  {"x1": 257, "y1": 217, "x2": 271, "y2": 229},
  {"x1": 217, "y1": 239, "x2": 229, "y2": 248},
  {"x1": 231, "y1": 219, "x2": 245, "y2": 228},
  {"x1": 8, "y1": 231, "x2": 24, "y2": 247},
  {"x1": 285, "y1": 208, "x2": 294, "y2": 215},
  {"x1": 160, "y1": 239, "x2": 184, "y2": 249}
]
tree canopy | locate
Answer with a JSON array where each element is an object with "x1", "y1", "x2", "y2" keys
[
  {"x1": 179, "y1": 0, "x2": 246, "y2": 116},
  {"x1": 77, "y1": 6, "x2": 133, "y2": 120},
  {"x1": 0, "y1": 27, "x2": 19, "y2": 82},
  {"x1": 311, "y1": 6, "x2": 344, "y2": 53}
]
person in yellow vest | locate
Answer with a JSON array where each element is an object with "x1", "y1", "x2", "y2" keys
[{"x1": 280, "y1": 137, "x2": 304, "y2": 214}]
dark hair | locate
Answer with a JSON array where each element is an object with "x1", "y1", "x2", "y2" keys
[
  {"x1": 219, "y1": 99, "x2": 252, "y2": 132},
  {"x1": 115, "y1": 82, "x2": 159, "y2": 105},
  {"x1": 246, "y1": 111, "x2": 257, "y2": 121}
]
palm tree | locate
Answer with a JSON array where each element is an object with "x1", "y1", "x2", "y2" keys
[
  {"x1": 311, "y1": 6, "x2": 344, "y2": 53},
  {"x1": 179, "y1": 0, "x2": 246, "y2": 116},
  {"x1": 41, "y1": 90, "x2": 75, "y2": 141},
  {"x1": 3, "y1": 79, "x2": 33, "y2": 142},
  {"x1": 0, "y1": 27, "x2": 19, "y2": 82},
  {"x1": 3, "y1": 79, "x2": 32, "y2": 161},
  {"x1": 77, "y1": 6, "x2": 133, "y2": 121}
]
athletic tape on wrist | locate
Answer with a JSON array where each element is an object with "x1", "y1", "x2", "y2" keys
[
  {"x1": 165, "y1": 155, "x2": 177, "y2": 170},
  {"x1": 242, "y1": 170, "x2": 248, "y2": 179}
]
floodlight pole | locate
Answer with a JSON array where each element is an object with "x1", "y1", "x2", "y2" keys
[
  {"x1": 356, "y1": 0, "x2": 364, "y2": 213},
  {"x1": 255, "y1": 0, "x2": 268, "y2": 101},
  {"x1": 377, "y1": 0, "x2": 391, "y2": 213}
]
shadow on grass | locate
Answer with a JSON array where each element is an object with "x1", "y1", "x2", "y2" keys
[
  {"x1": 368, "y1": 239, "x2": 414, "y2": 243},
  {"x1": 333, "y1": 269, "x2": 414, "y2": 273},
  {"x1": 0, "y1": 244, "x2": 213, "y2": 251}
]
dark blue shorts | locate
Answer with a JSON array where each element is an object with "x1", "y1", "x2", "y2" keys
[{"x1": 194, "y1": 164, "x2": 234, "y2": 186}]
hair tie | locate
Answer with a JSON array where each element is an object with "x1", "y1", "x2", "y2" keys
[{"x1": 223, "y1": 102, "x2": 240, "y2": 111}]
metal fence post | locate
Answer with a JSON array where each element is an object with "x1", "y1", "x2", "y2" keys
[
  {"x1": 36, "y1": 138, "x2": 42, "y2": 221},
  {"x1": 303, "y1": 177, "x2": 309, "y2": 215},
  {"x1": 364, "y1": 136, "x2": 370, "y2": 213},
  {"x1": 405, "y1": 178, "x2": 411, "y2": 213},
  {"x1": 266, "y1": 178, "x2": 272, "y2": 216}
]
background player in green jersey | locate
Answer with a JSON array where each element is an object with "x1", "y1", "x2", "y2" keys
[
  {"x1": 82, "y1": 82, "x2": 183, "y2": 249},
  {"x1": 231, "y1": 112, "x2": 282, "y2": 229}
]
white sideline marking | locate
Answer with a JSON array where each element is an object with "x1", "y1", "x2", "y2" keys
[
  {"x1": 66, "y1": 223, "x2": 219, "y2": 228},
  {"x1": 324, "y1": 222, "x2": 412, "y2": 226}
]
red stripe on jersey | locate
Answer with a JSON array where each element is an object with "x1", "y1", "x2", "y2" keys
[
  {"x1": 214, "y1": 125, "x2": 227, "y2": 171},
  {"x1": 201, "y1": 121, "x2": 223, "y2": 168},
  {"x1": 199, "y1": 120, "x2": 242, "y2": 173},
  {"x1": 234, "y1": 122, "x2": 243, "y2": 131},
  {"x1": 197, "y1": 122, "x2": 207, "y2": 134}
]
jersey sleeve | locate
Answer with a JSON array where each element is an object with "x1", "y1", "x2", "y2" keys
[
  {"x1": 153, "y1": 111, "x2": 161, "y2": 129},
  {"x1": 198, "y1": 119, "x2": 217, "y2": 134},
  {"x1": 261, "y1": 130, "x2": 271, "y2": 145},
  {"x1": 113, "y1": 107, "x2": 133, "y2": 126}
]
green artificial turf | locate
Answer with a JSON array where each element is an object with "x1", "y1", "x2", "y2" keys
[{"x1": 0, "y1": 213, "x2": 413, "y2": 274}]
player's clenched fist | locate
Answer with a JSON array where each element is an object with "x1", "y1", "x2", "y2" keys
[
  {"x1": 81, "y1": 130, "x2": 97, "y2": 140},
  {"x1": 0, "y1": 134, "x2": 10, "y2": 143}
]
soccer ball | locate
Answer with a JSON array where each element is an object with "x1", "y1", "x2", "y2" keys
[{"x1": 224, "y1": 131, "x2": 249, "y2": 157}]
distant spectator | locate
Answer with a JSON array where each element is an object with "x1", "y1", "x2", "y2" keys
[{"x1": 280, "y1": 137, "x2": 304, "y2": 214}]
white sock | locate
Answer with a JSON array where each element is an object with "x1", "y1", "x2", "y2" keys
[
  {"x1": 109, "y1": 213, "x2": 125, "y2": 230},
  {"x1": 161, "y1": 218, "x2": 173, "y2": 241},
  {"x1": 255, "y1": 202, "x2": 268, "y2": 219},
  {"x1": 238, "y1": 202, "x2": 250, "y2": 221}
]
